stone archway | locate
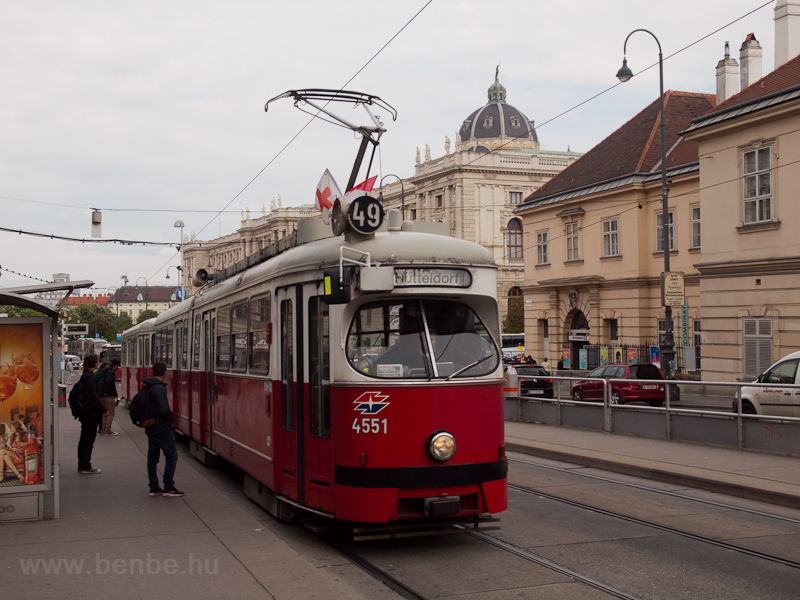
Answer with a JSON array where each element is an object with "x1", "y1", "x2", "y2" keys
[{"x1": 563, "y1": 309, "x2": 590, "y2": 369}]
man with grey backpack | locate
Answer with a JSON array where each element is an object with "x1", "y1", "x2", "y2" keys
[{"x1": 137, "y1": 361, "x2": 183, "y2": 497}]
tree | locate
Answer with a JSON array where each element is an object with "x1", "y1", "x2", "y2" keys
[
  {"x1": 136, "y1": 309, "x2": 159, "y2": 324},
  {"x1": 502, "y1": 296, "x2": 524, "y2": 334},
  {"x1": 63, "y1": 304, "x2": 119, "y2": 341},
  {"x1": 117, "y1": 311, "x2": 133, "y2": 334},
  {"x1": 0, "y1": 305, "x2": 48, "y2": 317}
]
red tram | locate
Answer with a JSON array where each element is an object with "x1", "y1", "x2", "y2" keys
[{"x1": 122, "y1": 216, "x2": 507, "y2": 534}]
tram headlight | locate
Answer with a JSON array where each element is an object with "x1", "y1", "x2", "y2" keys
[{"x1": 428, "y1": 431, "x2": 456, "y2": 462}]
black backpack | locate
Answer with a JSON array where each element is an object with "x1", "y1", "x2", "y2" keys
[
  {"x1": 95, "y1": 367, "x2": 116, "y2": 396},
  {"x1": 129, "y1": 383, "x2": 159, "y2": 427},
  {"x1": 68, "y1": 381, "x2": 94, "y2": 419},
  {"x1": 102, "y1": 368, "x2": 117, "y2": 397}
]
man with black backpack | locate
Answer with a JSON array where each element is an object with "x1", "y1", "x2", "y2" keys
[
  {"x1": 96, "y1": 360, "x2": 119, "y2": 436},
  {"x1": 76, "y1": 355, "x2": 108, "y2": 474},
  {"x1": 141, "y1": 361, "x2": 183, "y2": 497}
]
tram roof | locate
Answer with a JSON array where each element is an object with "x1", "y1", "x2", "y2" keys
[
  {"x1": 121, "y1": 318, "x2": 156, "y2": 339},
  {"x1": 192, "y1": 228, "x2": 497, "y2": 306}
]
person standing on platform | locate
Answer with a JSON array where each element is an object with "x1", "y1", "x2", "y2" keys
[
  {"x1": 144, "y1": 361, "x2": 183, "y2": 497},
  {"x1": 77, "y1": 354, "x2": 108, "y2": 474},
  {"x1": 98, "y1": 360, "x2": 119, "y2": 436}
]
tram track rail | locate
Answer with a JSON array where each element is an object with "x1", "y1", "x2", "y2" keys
[
  {"x1": 509, "y1": 455, "x2": 800, "y2": 526},
  {"x1": 323, "y1": 535, "x2": 428, "y2": 600},
  {"x1": 508, "y1": 457, "x2": 800, "y2": 571},
  {"x1": 461, "y1": 528, "x2": 644, "y2": 600}
]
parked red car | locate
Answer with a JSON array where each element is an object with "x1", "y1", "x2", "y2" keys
[{"x1": 571, "y1": 363, "x2": 665, "y2": 407}]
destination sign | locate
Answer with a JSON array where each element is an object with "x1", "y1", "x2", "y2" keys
[{"x1": 393, "y1": 268, "x2": 471, "y2": 288}]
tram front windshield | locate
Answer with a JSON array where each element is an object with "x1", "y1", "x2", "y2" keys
[{"x1": 346, "y1": 299, "x2": 499, "y2": 379}]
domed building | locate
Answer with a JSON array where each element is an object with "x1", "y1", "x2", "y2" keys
[
  {"x1": 378, "y1": 72, "x2": 582, "y2": 333},
  {"x1": 459, "y1": 73, "x2": 540, "y2": 153}
]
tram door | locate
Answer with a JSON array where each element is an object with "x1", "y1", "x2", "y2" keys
[
  {"x1": 304, "y1": 284, "x2": 333, "y2": 512},
  {"x1": 277, "y1": 286, "x2": 302, "y2": 502},
  {"x1": 201, "y1": 310, "x2": 215, "y2": 447}
]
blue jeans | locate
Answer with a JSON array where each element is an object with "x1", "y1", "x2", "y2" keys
[{"x1": 147, "y1": 427, "x2": 178, "y2": 491}]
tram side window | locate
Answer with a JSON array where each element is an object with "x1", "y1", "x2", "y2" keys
[
  {"x1": 216, "y1": 305, "x2": 231, "y2": 371},
  {"x1": 309, "y1": 297, "x2": 330, "y2": 438},
  {"x1": 249, "y1": 293, "x2": 270, "y2": 374},
  {"x1": 182, "y1": 318, "x2": 189, "y2": 369},
  {"x1": 193, "y1": 315, "x2": 201, "y2": 369},
  {"x1": 346, "y1": 300, "x2": 499, "y2": 379},
  {"x1": 231, "y1": 301, "x2": 248, "y2": 373},
  {"x1": 145, "y1": 335, "x2": 152, "y2": 366},
  {"x1": 154, "y1": 328, "x2": 162, "y2": 363},
  {"x1": 137, "y1": 338, "x2": 143, "y2": 367},
  {"x1": 167, "y1": 324, "x2": 174, "y2": 367},
  {"x1": 174, "y1": 322, "x2": 181, "y2": 370}
]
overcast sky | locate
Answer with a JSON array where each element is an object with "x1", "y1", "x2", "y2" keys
[{"x1": 0, "y1": 0, "x2": 778, "y2": 293}]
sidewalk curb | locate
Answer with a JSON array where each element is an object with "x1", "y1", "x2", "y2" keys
[{"x1": 506, "y1": 441, "x2": 800, "y2": 510}]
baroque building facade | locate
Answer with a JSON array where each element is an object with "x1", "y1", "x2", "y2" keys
[
  {"x1": 181, "y1": 203, "x2": 316, "y2": 297},
  {"x1": 378, "y1": 74, "x2": 581, "y2": 324}
]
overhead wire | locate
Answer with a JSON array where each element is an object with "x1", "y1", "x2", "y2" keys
[
  {"x1": 517, "y1": 156, "x2": 800, "y2": 255},
  {"x1": 0, "y1": 1, "x2": 775, "y2": 282},
  {"x1": 147, "y1": 0, "x2": 433, "y2": 281},
  {"x1": 455, "y1": 0, "x2": 774, "y2": 170}
]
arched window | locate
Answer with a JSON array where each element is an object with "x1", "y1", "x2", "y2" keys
[
  {"x1": 508, "y1": 286, "x2": 522, "y2": 312},
  {"x1": 506, "y1": 219, "x2": 523, "y2": 259}
]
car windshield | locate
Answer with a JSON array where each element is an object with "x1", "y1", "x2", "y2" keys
[
  {"x1": 346, "y1": 299, "x2": 499, "y2": 379},
  {"x1": 588, "y1": 367, "x2": 605, "y2": 378},
  {"x1": 516, "y1": 366, "x2": 546, "y2": 376}
]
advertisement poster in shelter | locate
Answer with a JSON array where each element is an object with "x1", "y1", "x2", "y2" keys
[
  {"x1": 562, "y1": 349, "x2": 571, "y2": 369},
  {"x1": 600, "y1": 347, "x2": 608, "y2": 366},
  {"x1": 579, "y1": 349, "x2": 587, "y2": 370},
  {"x1": 613, "y1": 348, "x2": 624, "y2": 364},
  {"x1": 628, "y1": 348, "x2": 638, "y2": 363},
  {"x1": 0, "y1": 321, "x2": 47, "y2": 490}
]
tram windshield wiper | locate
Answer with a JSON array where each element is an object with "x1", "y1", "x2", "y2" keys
[{"x1": 446, "y1": 354, "x2": 494, "y2": 381}]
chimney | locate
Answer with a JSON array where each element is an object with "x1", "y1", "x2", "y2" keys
[
  {"x1": 716, "y1": 42, "x2": 739, "y2": 105},
  {"x1": 739, "y1": 34, "x2": 763, "y2": 90},
  {"x1": 775, "y1": 0, "x2": 800, "y2": 68}
]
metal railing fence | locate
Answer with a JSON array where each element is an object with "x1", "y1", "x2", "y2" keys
[{"x1": 505, "y1": 376, "x2": 800, "y2": 456}]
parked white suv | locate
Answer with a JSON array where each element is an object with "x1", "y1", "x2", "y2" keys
[{"x1": 733, "y1": 350, "x2": 800, "y2": 415}]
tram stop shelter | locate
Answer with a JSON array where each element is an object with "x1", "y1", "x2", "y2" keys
[{"x1": 0, "y1": 280, "x2": 93, "y2": 521}]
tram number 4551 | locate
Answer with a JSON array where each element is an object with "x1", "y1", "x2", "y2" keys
[{"x1": 352, "y1": 417, "x2": 388, "y2": 434}]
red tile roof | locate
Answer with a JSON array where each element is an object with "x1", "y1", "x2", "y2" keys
[
  {"x1": 523, "y1": 91, "x2": 714, "y2": 203},
  {"x1": 63, "y1": 295, "x2": 111, "y2": 307},
  {"x1": 711, "y1": 52, "x2": 800, "y2": 112}
]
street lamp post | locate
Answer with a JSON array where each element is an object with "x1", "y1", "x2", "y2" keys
[
  {"x1": 174, "y1": 220, "x2": 185, "y2": 288},
  {"x1": 136, "y1": 277, "x2": 149, "y2": 319},
  {"x1": 377, "y1": 174, "x2": 405, "y2": 221},
  {"x1": 107, "y1": 286, "x2": 118, "y2": 340},
  {"x1": 165, "y1": 266, "x2": 183, "y2": 302},
  {"x1": 93, "y1": 291, "x2": 98, "y2": 340},
  {"x1": 617, "y1": 28, "x2": 676, "y2": 380}
]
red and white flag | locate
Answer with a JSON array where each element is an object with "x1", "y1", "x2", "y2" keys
[
  {"x1": 315, "y1": 169, "x2": 344, "y2": 225},
  {"x1": 343, "y1": 175, "x2": 378, "y2": 205}
]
